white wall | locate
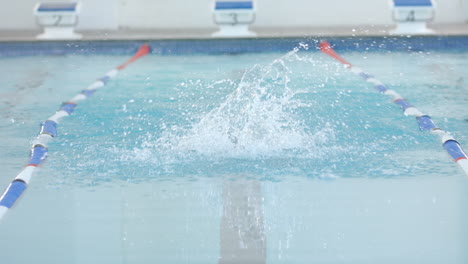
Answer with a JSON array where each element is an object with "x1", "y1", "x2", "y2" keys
[
  {"x1": 463, "y1": 0, "x2": 468, "y2": 22},
  {"x1": 0, "y1": 0, "x2": 119, "y2": 30},
  {"x1": 254, "y1": 0, "x2": 394, "y2": 27},
  {"x1": 0, "y1": 0, "x2": 466, "y2": 31},
  {"x1": 117, "y1": 0, "x2": 467, "y2": 29},
  {"x1": 0, "y1": 0, "x2": 38, "y2": 30},
  {"x1": 118, "y1": 0, "x2": 214, "y2": 29},
  {"x1": 78, "y1": 0, "x2": 119, "y2": 30}
]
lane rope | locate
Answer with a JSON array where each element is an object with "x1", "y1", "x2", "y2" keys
[
  {"x1": 0, "y1": 44, "x2": 151, "y2": 221},
  {"x1": 319, "y1": 41, "x2": 468, "y2": 176}
]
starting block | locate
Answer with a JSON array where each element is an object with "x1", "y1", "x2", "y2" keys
[
  {"x1": 212, "y1": 1, "x2": 256, "y2": 38},
  {"x1": 34, "y1": 2, "x2": 82, "y2": 40},
  {"x1": 390, "y1": 0, "x2": 435, "y2": 35}
]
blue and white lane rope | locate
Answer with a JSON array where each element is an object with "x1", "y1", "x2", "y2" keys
[
  {"x1": 0, "y1": 44, "x2": 151, "y2": 221},
  {"x1": 319, "y1": 41, "x2": 468, "y2": 176}
]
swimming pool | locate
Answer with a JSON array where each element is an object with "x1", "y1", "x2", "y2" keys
[{"x1": 0, "y1": 37, "x2": 467, "y2": 263}]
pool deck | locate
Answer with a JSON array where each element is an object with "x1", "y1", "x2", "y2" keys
[{"x1": 1, "y1": 24, "x2": 468, "y2": 41}]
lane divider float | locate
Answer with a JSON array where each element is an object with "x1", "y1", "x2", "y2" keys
[
  {"x1": 0, "y1": 44, "x2": 151, "y2": 221},
  {"x1": 319, "y1": 41, "x2": 468, "y2": 176}
]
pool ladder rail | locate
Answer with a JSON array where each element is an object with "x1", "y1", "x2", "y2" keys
[
  {"x1": 0, "y1": 44, "x2": 151, "y2": 221},
  {"x1": 319, "y1": 41, "x2": 468, "y2": 176}
]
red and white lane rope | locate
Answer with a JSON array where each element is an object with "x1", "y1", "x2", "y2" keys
[
  {"x1": 0, "y1": 44, "x2": 151, "y2": 221},
  {"x1": 319, "y1": 41, "x2": 468, "y2": 176}
]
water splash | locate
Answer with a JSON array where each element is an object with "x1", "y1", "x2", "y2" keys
[
  {"x1": 50, "y1": 45, "x2": 411, "y2": 183},
  {"x1": 143, "y1": 45, "x2": 335, "y2": 161}
]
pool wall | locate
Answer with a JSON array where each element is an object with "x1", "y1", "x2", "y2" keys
[{"x1": 1, "y1": 36, "x2": 468, "y2": 57}]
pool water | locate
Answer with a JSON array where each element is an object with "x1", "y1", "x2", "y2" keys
[{"x1": 0, "y1": 40, "x2": 467, "y2": 263}]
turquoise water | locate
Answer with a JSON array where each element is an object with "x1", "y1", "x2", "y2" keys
[{"x1": 0, "y1": 44, "x2": 467, "y2": 263}]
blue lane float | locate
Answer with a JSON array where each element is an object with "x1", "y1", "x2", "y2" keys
[
  {"x1": 98, "y1": 76, "x2": 111, "y2": 84},
  {"x1": 81, "y1": 89, "x2": 96, "y2": 97},
  {"x1": 443, "y1": 140, "x2": 468, "y2": 162},
  {"x1": 375, "y1": 84, "x2": 388, "y2": 93},
  {"x1": 320, "y1": 41, "x2": 468, "y2": 176},
  {"x1": 417, "y1": 115, "x2": 437, "y2": 131},
  {"x1": 60, "y1": 102, "x2": 78, "y2": 115},
  {"x1": 0, "y1": 44, "x2": 151, "y2": 221},
  {"x1": 40, "y1": 120, "x2": 58, "y2": 137},
  {"x1": 393, "y1": 98, "x2": 413, "y2": 111},
  {"x1": 0, "y1": 181, "x2": 27, "y2": 209},
  {"x1": 28, "y1": 145, "x2": 48, "y2": 166}
]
